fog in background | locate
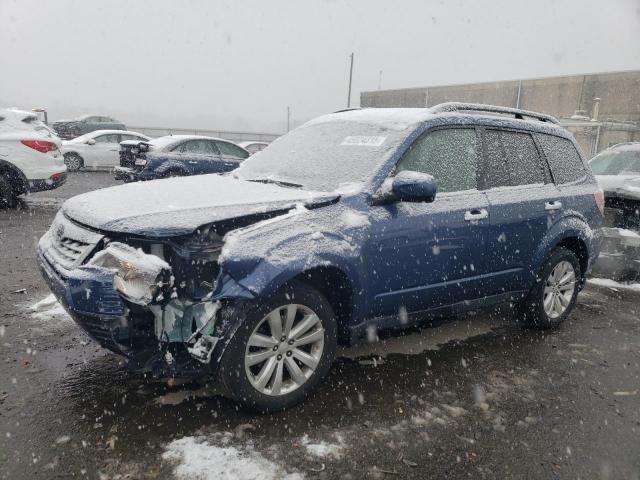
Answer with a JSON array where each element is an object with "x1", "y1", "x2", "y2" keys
[{"x1": 1, "y1": 0, "x2": 639, "y2": 133}]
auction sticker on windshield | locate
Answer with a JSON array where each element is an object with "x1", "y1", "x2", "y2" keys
[{"x1": 340, "y1": 136, "x2": 386, "y2": 147}]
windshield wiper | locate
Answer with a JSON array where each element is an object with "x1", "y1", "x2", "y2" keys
[{"x1": 248, "y1": 178, "x2": 303, "y2": 189}]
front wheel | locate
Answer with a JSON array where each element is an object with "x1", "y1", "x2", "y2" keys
[
  {"x1": 64, "y1": 153, "x2": 83, "y2": 172},
  {"x1": 518, "y1": 247, "x2": 581, "y2": 329},
  {"x1": 218, "y1": 282, "x2": 337, "y2": 412}
]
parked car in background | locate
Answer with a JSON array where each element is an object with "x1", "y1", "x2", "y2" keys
[
  {"x1": 51, "y1": 115, "x2": 126, "y2": 139},
  {"x1": 38, "y1": 103, "x2": 602, "y2": 411},
  {"x1": 590, "y1": 142, "x2": 640, "y2": 279},
  {"x1": 0, "y1": 108, "x2": 66, "y2": 207},
  {"x1": 61, "y1": 130, "x2": 150, "y2": 171},
  {"x1": 114, "y1": 134, "x2": 249, "y2": 182},
  {"x1": 238, "y1": 140, "x2": 270, "y2": 155}
]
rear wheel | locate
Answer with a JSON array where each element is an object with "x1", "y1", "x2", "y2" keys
[
  {"x1": 218, "y1": 282, "x2": 337, "y2": 412},
  {"x1": 0, "y1": 175, "x2": 16, "y2": 209},
  {"x1": 518, "y1": 247, "x2": 581, "y2": 329},
  {"x1": 64, "y1": 153, "x2": 83, "y2": 172}
]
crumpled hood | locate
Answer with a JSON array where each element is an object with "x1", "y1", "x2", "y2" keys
[
  {"x1": 596, "y1": 175, "x2": 640, "y2": 200},
  {"x1": 62, "y1": 174, "x2": 338, "y2": 236}
]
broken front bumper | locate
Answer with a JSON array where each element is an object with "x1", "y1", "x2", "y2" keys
[{"x1": 37, "y1": 249, "x2": 132, "y2": 354}]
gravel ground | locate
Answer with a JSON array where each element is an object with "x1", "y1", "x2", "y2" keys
[{"x1": 1, "y1": 172, "x2": 639, "y2": 479}]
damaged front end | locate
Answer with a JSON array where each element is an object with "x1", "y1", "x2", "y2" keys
[
  {"x1": 593, "y1": 192, "x2": 640, "y2": 279},
  {"x1": 37, "y1": 217, "x2": 258, "y2": 380}
]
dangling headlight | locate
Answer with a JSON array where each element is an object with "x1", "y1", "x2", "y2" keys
[{"x1": 89, "y1": 242, "x2": 171, "y2": 305}]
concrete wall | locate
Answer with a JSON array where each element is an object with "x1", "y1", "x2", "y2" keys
[
  {"x1": 361, "y1": 70, "x2": 640, "y2": 156},
  {"x1": 361, "y1": 70, "x2": 640, "y2": 122}
]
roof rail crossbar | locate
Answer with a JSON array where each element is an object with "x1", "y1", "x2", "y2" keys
[{"x1": 430, "y1": 102, "x2": 560, "y2": 125}]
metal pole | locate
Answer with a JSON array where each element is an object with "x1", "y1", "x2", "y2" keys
[
  {"x1": 347, "y1": 53, "x2": 354, "y2": 108},
  {"x1": 286, "y1": 106, "x2": 291, "y2": 132},
  {"x1": 516, "y1": 80, "x2": 522, "y2": 108},
  {"x1": 594, "y1": 124, "x2": 602, "y2": 156}
]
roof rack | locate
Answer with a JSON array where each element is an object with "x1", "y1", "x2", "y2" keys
[{"x1": 430, "y1": 102, "x2": 560, "y2": 125}]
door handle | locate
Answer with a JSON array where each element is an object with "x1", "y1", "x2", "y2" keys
[
  {"x1": 464, "y1": 208, "x2": 488, "y2": 221},
  {"x1": 545, "y1": 200, "x2": 562, "y2": 211}
]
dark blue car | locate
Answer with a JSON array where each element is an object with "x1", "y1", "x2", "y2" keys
[
  {"x1": 114, "y1": 134, "x2": 249, "y2": 182},
  {"x1": 38, "y1": 103, "x2": 603, "y2": 412}
]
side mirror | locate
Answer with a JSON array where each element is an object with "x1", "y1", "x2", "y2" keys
[
  {"x1": 392, "y1": 170, "x2": 437, "y2": 203},
  {"x1": 86, "y1": 139, "x2": 96, "y2": 145}
]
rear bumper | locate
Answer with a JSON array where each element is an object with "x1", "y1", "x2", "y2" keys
[{"x1": 28, "y1": 172, "x2": 67, "y2": 192}]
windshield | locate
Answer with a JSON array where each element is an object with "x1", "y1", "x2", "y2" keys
[
  {"x1": 590, "y1": 149, "x2": 640, "y2": 175},
  {"x1": 235, "y1": 119, "x2": 413, "y2": 191}
]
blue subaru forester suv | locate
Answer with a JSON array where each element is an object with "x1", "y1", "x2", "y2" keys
[{"x1": 38, "y1": 103, "x2": 603, "y2": 411}]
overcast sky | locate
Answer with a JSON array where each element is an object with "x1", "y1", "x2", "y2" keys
[{"x1": 1, "y1": 0, "x2": 639, "y2": 133}]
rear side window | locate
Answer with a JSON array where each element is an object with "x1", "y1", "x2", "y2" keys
[
  {"x1": 482, "y1": 129, "x2": 545, "y2": 187},
  {"x1": 217, "y1": 141, "x2": 250, "y2": 159},
  {"x1": 537, "y1": 134, "x2": 586, "y2": 184},
  {"x1": 395, "y1": 128, "x2": 478, "y2": 193}
]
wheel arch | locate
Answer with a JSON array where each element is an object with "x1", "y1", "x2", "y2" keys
[
  {"x1": 287, "y1": 266, "x2": 354, "y2": 345},
  {"x1": 533, "y1": 216, "x2": 595, "y2": 285},
  {"x1": 0, "y1": 159, "x2": 28, "y2": 195}
]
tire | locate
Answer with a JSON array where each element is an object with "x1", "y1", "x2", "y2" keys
[
  {"x1": 218, "y1": 281, "x2": 337, "y2": 412},
  {"x1": 517, "y1": 247, "x2": 582, "y2": 329},
  {"x1": 0, "y1": 175, "x2": 17, "y2": 209},
  {"x1": 64, "y1": 153, "x2": 83, "y2": 172}
]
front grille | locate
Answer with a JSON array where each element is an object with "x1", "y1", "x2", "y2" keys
[
  {"x1": 41, "y1": 212, "x2": 104, "y2": 271},
  {"x1": 52, "y1": 237, "x2": 91, "y2": 265}
]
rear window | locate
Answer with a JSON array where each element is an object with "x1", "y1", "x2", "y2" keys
[
  {"x1": 537, "y1": 134, "x2": 586, "y2": 184},
  {"x1": 217, "y1": 141, "x2": 250, "y2": 159},
  {"x1": 483, "y1": 130, "x2": 546, "y2": 187}
]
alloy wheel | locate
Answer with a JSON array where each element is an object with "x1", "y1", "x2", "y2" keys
[
  {"x1": 244, "y1": 304, "x2": 325, "y2": 396},
  {"x1": 543, "y1": 260, "x2": 576, "y2": 319},
  {"x1": 64, "y1": 155, "x2": 81, "y2": 171}
]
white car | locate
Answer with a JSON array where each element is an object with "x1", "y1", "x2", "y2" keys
[
  {"x1": 237, "y1": 140, "x2": 269, "y2": 155},
  {"x1": 61, "y1": 129, "x2": 150, "y2": 171},
  {"x1": 0, "y1": 108, "x2": 66, "y2": 208}
]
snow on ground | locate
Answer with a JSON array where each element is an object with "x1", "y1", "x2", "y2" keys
[
  {"x1": 29, "y1": 294, "x2": 72, "y2": 322},
  {"x1": 299, "y1": 433, "x2": 345, "y2": 459},
  {"x1": 588, "y1": 278, "x2": 640, "y2": 292},
  {"x1": 162, "y1": 435, "x2": 304, "y2": 480}
]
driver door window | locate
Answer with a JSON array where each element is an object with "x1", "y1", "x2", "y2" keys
[{"x1": 395, "y1": 128, "x2": 479, "y2": 193}]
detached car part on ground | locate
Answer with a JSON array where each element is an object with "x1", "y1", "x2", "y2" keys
[
  {"x1": 0, "y1": 108, "x2": 66, "y2": 208},
  {"x1": 114, "y1": 135, "x2": 249, "y2": 182},
  {"x1": 38, "y1": 103, "x2": 603, "y2": 412},
  {"x1": 590, "y1": 142, "x2": 640, "y2": 280}
]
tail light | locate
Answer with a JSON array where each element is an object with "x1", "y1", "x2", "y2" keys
[
  {"x1": 21, "y1": 140, "x2": 58, "y2": 153},
  {"x1": 594, "y1": 188, "x2": 605, "y2": 216}
]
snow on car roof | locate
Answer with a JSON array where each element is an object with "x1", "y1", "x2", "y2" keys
[
  {"x1": 238, "y1": 141, "x2": 270, "y2": 147},
  {"x1": 609, "y1": 142, "x2": 640, "y2": 152},
  {"x1": 148, "y1": 134, "x2": 230, "y2": 148},
  {"x1": 306, "y1": 108, "x2": 434, "y2": 131},
  {"x1": 66, "y1": 130, "x2": 150, "y2": 142}
]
